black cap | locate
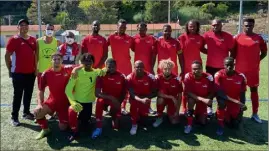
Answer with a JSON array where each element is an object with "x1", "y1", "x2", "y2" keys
[{"x1": 18, "y1": 19, "x2": 29, "y2": 25}]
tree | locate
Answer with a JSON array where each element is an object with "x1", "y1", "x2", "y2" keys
[
  {"x1": 27, "y1": 0, "x2": 57, "y2": 24},
  {"x1": 144, "y1": 1, "x2": 168, "y2": 23},
  {"x1": 78, "y1": 0, "x2": 118, "y2": 24}
]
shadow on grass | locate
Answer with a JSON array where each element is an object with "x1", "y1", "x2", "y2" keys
[
  {"x1": 35, "y1": 113, "x2": 267, "y2": 150},
  {"x1": 193, "y1": 116, "x2": 268, "y2": 146}
]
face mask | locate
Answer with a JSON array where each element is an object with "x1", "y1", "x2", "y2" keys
[
  {"x1": 65, "y1": 37, "x2": 75, "y2": 44},
  {"x1": 45, "y1": 30, "x2": 54, "y2": 37}
]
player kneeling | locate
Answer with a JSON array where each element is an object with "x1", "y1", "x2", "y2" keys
[
  {"x1": 65, "y1": 53, "x2": 106, "y2": 142},
  {"x1": 183, "y1": 61, "x2": 214, "y2": 134},
  {"x1": 34, "y1": 53, "x2": 75, "y2": 140},
  {"x1": 91, "y1": 58, "x2": 126, "y2": 139},
  {"x1": 153, "y1": 59, "x2": 183, "y2": 127},
  {"x1": 127, "y1": 61, "x2": 157, "y2": 135},
  {"x1": 215, "y1": 57, "x2": 247, "y2": 135}
]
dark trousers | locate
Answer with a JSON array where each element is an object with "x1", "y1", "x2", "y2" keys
[
  {"x1": 78, "y1": 103, "x2": 93, "y2": 124},
  {"x1": 11, "y1": 73, "x2": 36, "y2": 119},
  {"x1": 206, "y1": 66, "x2": 223, "y2": 77}
]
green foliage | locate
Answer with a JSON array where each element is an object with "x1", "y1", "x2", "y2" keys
[
  {"x1": 215, "y1": 3, "x2": 229, "y2": 18},
  {"x1": 177, "y1": 6, "x2": 212, "y2": 25},
  {"x1": 78, "y1": 0, "x2": 118, "y2": 24},
  {"x1": 133, "y1": 12, "x2": 144, "y2": 23},
  {"x1": 200, "y1": 2, "x2": 215, "y2": 14},
  {"x1": 144, "y1": 1, "x2": 168, "y2": 23},
  {"x1": 200, "y1": 2, "x2": 229, "y2": 19}
]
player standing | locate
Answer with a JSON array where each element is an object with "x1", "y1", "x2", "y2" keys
[
  {"x1": 5, "y1": 19, "x2": 36, "y2": 126},
  {"x1": 231, "y1": 18, "x2": 267, "y2": 123},
  {"x1": 203, "y1": 19, "x2": 235, "y2": 116},
  {"x1": 215, "y1": 57, "x2": 247, "y2": 135},
  {"x1": 127, "y1": 61, "x2": 157, "y2": 135},
  {"x1": 178, "y1": 20, "x2": 205, "y2": 114},
  {"x1": 59, "y1": 31, "x2": 81, "y2": 65},
  {"x1": 154, "y1": 24, "x2": 183, "y2": 75},
  {"x1": 183, "y1": 61, "x2": 214, "y2": 134},
  {"x1": 36, "y1": 24, "x2": 61, "y2": 89},
  {"x1": 81, "y1": 20, "x2": 108, "y2": 68},
  {"x1": 132, "y1": 22, "x2": 156, "y2": 74},
  {"x1": 91, "y1": 58, "x2": 126, "y2": 139},
  {"x1": 153, "y1": 59, "x2": 183, "y2": 127}
]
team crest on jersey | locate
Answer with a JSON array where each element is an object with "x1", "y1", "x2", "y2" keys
[
  {"x1": 196, "y1": 41, "x2": 201, "y2": 44},
  {"x1": 144, "y1": 82, "x2": 149, "y2": 85},
  {"x1": 108, "y1": 78, "x2": 115, "y2": 80},
  {"x1": 146, "y1": 41, "x2": 151, "y2": 44},
  {"x1": 21, "y1": 42, "x2": 25, "y2": 45},
  {"x1": 64, "y1": 73, "x2": 68, "y2": 77},
  {"x1": 219, "y1": 39, "x2": 224, "y2": 42},
  {"x1": 164, "y1": 82, "x2": 169, "y2": 84},
  {"x1": 226, "y1": 78, "x2": 233, "y2": 80},
  {"x1": 125, "y1": 41, "x2": 129, "y2": 44},
  {"x1": 175, "y1": 76, "x2": 181, "y2": 81},
  {"x1": 254, "y1": 40, "x2": 259, "y2": 44},
  {"x1": 98, "y1": 41, "x2": 103, "y2": 44},
  {"x1": 171, "y1": 85, "x2": 176, "y2": 88},
  {"x1": 116, "y1": 82, "x2": 121, "y2": 84}
]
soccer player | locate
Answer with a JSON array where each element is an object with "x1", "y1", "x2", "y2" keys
[
  {"x1": 65, "y1": 53, "x2": 106, "y2": 142},
  {"x1": 5, "y1": 19, "x2": 36, "y2": 126},
  {"x1": 36, "y1": 24, "x2": 61, "y2": 89},
  {"x1": 127, "y1": 61, "x2": 157, "y2": 135},
  {"x1": 132, "y1": 22, "x2": 156, "y2": 74},
  {"x1": 91, "y1": 58, "x2": 126, "y2": 139},
  {"x1": 203, "y1": 19, "x2": 235, "y2": 116},
  {"x1": 178, "y1": 20, "x2": 205, "y2": 114},
  {"x1": 33, "y1": 53, "x2": 75, "y2": 139},
  {"x1": 107, "y1": 19, "x2": 133, "y2": 115},
  {"x1": 153, "y1": 59, "x2": 183, "y2": 127},
  {"x1": 183, "y1": 61, "x2": 214, "y2": 134},
  {"x1": 59, "y1": 31, "x2": 81, "y2": 65},
  {"x1": 215, "y1": 57, "x2": 247, "y2": 135},
  {"x1": 154, "y1": 24, "x2": 183, "y2": 75},
  {"x1": 231, "y1": 18, "x2": 267, "y2": 123},
  {"x1": 81, "y1": 20, "x2": 108, "y2": 68}
]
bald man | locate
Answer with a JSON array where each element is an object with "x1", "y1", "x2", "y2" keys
[{"x1": 126, "y1": 61, "x2": 157, "y2": 135}]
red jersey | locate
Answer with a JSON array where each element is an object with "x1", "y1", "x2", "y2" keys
[
  {"x1": 81, "y1": 35, "x2": 108, "y2": 68},
  {"x1": 96, "y1": 71, "x2": 126, "y2": 98},
  {"x1": 203, "y1": 31, "x2": 235, "y2": 68},
  {"x1": 108, "y1": 33, "x2": 133, "y2": 75},
  {"x1": 156, "y1": 74, "x2": 183, "y2": 97},
  {"x1": 178, "y1": 33, "x2": 204, "y2": 73},
  {"x1": 127, "y1": 72, "x2": 156, "y2": 97},
  {"x1": 215, "y1": 69, "x2": 246, "y2": 100},
  {"x1": 156, "y1": 37, "x2": 180, "y2": 75},
  {"x1": 132, "y1": 34, "x2": 156, "y2": 73},
  {"x1": 183, "y1": 72, "x2": 214, "y2": 97},
  {"x1": 6, "y1": 35, "x2": 37, "y2": 73},
  {"x1": 234, "y1": 33, "x2": 267, "y2": 72},
  {"x1": 40, "y1": 65, "x2": 74, "y2": 104}
]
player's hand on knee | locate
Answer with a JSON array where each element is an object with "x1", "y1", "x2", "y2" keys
[
  {"x1": 241, "y1": 104, "x2": 247, "y2": 111},
  {"x1": 71, "y1": 101, "x2": 83, "y2": 112},
  {"x1": 33, "y1": 105, "x2": 43, "y2": 118}
]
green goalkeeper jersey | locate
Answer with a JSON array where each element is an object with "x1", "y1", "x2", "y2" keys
[{"x1": 65, "y1": 67, "x2": 106, "y2": 103}]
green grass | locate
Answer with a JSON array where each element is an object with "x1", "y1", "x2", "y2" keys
[{"x1": 1, "y1": 48, "x2": 268, "y2": 150}]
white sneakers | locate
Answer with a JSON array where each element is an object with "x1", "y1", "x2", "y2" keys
[{"x1": 130, "y1": 125, "x2": 138, "y2": 135}]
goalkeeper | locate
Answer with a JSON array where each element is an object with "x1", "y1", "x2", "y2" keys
[{"x1": 65, "y1": 53, "x2": 106, "y2": 142}]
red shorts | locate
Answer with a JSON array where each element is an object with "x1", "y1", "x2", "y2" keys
[
  {"x1": 130, "y1": 99, "x2": 150, "y2": 117},
  {"x1": 225, "y1": 101, "x2": 240, "y2": 119},
  {"x1": 241, "y1": 70, "x2": 259, "y2": 87},
  {"x1": 163, "y1": 99, "x2": 177, "y2": 117},
  {"x1": 194, "y1": 101, "x2": 207, "y2": 116},
  {"x1": 44, "y1": 99, "x2": 69, "y2": 124},
  {"x1": 37, "y1": 73, "x2": 42, "y2": 90},
  {"x1": 96, "y1": 98, "x2": 121, "y2": 119}
]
